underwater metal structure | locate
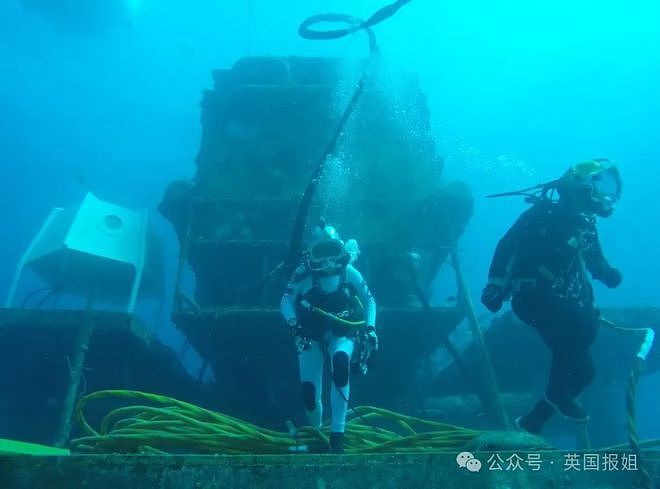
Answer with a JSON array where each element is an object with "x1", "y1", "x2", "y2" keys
[
  {"x1": 0, "y1": 309, "x2": 202, "y2": 446},
  {"x1": 159, "y1": 56, "x2": 479, "y2": 428},
  {"x1": 2, "y1": 56, "x2": 658, "y2": 489},
  {"x1": 0, "y1": 194, "x2": 194, "y2": 447},
  {"x1": 5, "y1": 192, "x2": 163, "y2": 313}
]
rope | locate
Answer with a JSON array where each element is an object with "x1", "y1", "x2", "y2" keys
[
  {"x1": 626, "y1": 357, "x2": 655, "y2": 489},
  {"x1": 71, "y1": 390, "x2": 481, "y2": 455},
  {"x1": 599, "y1": 318, "x2": 657, "y2": 489}
]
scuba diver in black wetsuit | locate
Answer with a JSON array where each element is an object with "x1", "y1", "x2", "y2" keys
[
  {"x1": 481, "y1": 159, "x2": 623, "y2": 434},
  {"x1": 281, "y1": 221, "x2": 378, "y2": 453}
]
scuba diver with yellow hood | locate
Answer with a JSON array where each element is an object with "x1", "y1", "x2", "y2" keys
[
  {"x1": 281, "y1": 220, "x2": 378, "y2": 453},
  {"x1": 481, "y1": 159, "x2": 623, "y2": 434}
]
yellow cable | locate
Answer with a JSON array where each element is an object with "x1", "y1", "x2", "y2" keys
[
  {"x1": 72, "y1": 389, "x2": 659, "y2": 458},
  {"x1": 72, "y1": 390, "x2": 480, "y2": 455},
  {"x1": 312, "y1": 306, "x2": 366, "y2": 326},
  {"x1": 311, "y1": 295, "x2": 366, "y2": 327}
]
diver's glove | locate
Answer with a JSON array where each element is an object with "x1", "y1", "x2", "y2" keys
[
  {"x1": 600, "y1": 267, "x2": 622, "y2": 288},
  {"x1": 358, "y1": 326, "x2": 379, "y2": 375},
  {"x1": 365, "y1": 325, "x2": 379, "y2": 354},
  {"x1": 481, "y1": 283, "x2": 505, "y2": 313},
  {"x1": 288, "y1": 318, "x2": 311, "y2": 354}
]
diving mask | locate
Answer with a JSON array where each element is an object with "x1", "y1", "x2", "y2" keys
[
  {"x1": 308, "y1": 239, "x2": 348, "y2": 273},
  {"x1": 560, "y1": 159, "x2": 622, "y2": 217},
  {"x1": 587, "y1": 164, "x2": 621, "y2": 217},
  {"x1": 590, "y1": 170, "x2": 620, "y2": 201}
]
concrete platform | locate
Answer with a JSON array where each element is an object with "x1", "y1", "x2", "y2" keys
[{"x1": 1, "y1": 452, "x2": 658, "y2": 489}]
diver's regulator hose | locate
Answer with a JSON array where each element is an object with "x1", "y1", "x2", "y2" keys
[
  {"x1": 286, "y1": 0, "x2": 414, "y2": 277},
  {"x1": 298, "y1": 0, "x2": 412, "y2": 48}
]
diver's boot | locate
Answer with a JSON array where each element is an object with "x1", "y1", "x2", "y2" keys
[
  {"x1": 329, "y1": 432, "x2": 344, "y2": 454},
  {"x1": 515, "y1": 398, "x2": 555, "y2": 435},
  {"x1": 545, "y1": 395, "x2": 589, "y2": 423}
]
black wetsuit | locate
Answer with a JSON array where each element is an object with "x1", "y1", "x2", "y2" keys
[{"x1": 487, "y1": 200, "x2": 620, "y2": 428}]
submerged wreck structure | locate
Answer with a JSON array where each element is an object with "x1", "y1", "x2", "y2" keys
[
  {"x1": 1, "y1": 55, "x2": 658, "y2": 488},
  {"x1": 158, "y1": 55, "x2": 480, "y2": 428}
]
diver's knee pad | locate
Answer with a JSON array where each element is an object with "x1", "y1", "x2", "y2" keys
[
  {"x1": 332, "y1": 352, "x2": 350, "y2": 388},
  {"x1": 301, "y1": 382, "x2": 316, "y2": 412}
]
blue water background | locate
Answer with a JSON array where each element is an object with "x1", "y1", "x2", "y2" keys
[{"x1": 0, "y1": 0, "x2": 658, "y2": 440}]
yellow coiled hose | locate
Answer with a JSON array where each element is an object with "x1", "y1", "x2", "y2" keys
[{"x1": 71, "y1": 390, "x2": 480, "y2": 454}]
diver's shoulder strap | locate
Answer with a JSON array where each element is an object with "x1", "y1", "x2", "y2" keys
[{"x1": 341, "y1": 265, "x2": 362, "y2": 297}]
